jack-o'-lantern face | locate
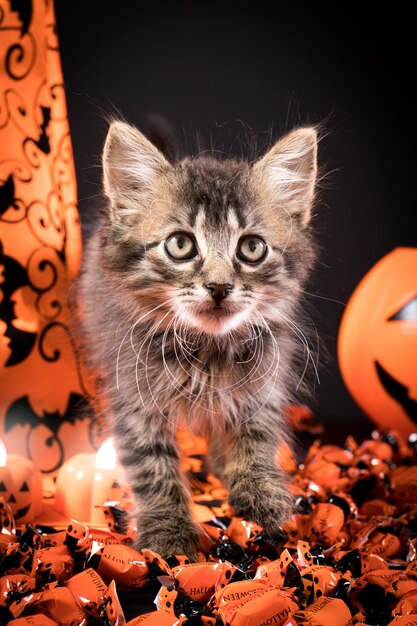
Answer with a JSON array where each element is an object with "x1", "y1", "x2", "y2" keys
[
  {"x1": 0, "y1": 453, "x2": 43, "y2": 523},
  {"x1": 338, "y1": 248, "x2": 417, "y2": 435},
  {"x1": 0, "y1": 476, "x2": 31, "y2": 520}
]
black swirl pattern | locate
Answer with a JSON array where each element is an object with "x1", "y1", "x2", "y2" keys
[{"x1": 0, "y1": 0, "x2": 104, "y2": 475}]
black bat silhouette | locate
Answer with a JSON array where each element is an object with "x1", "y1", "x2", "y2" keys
[
  {"x1": 0, "y1": 240, "x2": 37, "y2": 366},
  {"x1": 34, "y1": 106, "x2": 51, "y2": 155},
  {"x1": 10, "y1": 0, "x2": 33, "y2": 36},
  {"x1": 0, "y1": 175, "x2": 17, "y2": 217},
  {"x1": 4, "y1": 393, "x2": 94, "y2": 437},
  {"x1": 23, "y1": 106, "x2": 51, "y2": 159}
]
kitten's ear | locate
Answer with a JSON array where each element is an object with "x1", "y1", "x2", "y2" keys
[
  {"x1": 103, "y1": 121, "x2": 171, "y2": 211},
  {"x1": 253, "y1": 128, "x2": 318, "y2": 226}
]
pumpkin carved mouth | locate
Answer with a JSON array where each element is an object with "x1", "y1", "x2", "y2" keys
[
  {"x1": 15, "y1": 504, "x2": 31, "y2": 520},
  {"x1": 375, "y1": 360, "x2": 417, "y2": 424}
]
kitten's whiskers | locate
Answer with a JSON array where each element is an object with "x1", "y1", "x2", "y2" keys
[{"x1": 116, "y1": 300, "x2": 171, "y2": 390}]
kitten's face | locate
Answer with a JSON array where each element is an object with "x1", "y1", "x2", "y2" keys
[{"x1": 100, "y1": 123, "x2": 317, "y2": 337}]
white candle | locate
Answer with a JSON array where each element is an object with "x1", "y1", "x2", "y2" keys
[
  {"x1": 54, "y1": 439, "x2": 126, "y2": 524},
  {"x1": 91, "y1": 439, "x2": 124, "y2": 524}
]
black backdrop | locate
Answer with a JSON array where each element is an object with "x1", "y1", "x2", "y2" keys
[{"x1": 55, "y1": 2, "x2": 416, "y2": 434}]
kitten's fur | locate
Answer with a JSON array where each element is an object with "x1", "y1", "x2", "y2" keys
[{"x1": 80, "y1": 121, "x2": 318, "y2": 560}]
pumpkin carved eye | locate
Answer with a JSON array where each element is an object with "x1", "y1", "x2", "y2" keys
[
  {"x1": 388, "y1": 295, "x2": 417, "y2": 321},
  {"x1": 0, "y1": 481, "x2": 6, "y2": 492},
  {"x1": 20, "y1": 481, "x2": 29, "y2": 492}
]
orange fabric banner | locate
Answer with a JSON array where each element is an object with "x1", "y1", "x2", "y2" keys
[{"x1": 0, "y1": 0, "x2": 101, "y2": 475}]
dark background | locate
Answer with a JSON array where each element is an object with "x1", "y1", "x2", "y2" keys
[{"x1": 55, "y1": 2, "x2": 416, "y2": 436}]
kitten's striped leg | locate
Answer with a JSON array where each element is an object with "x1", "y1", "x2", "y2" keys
[
  {"x1": 115, "y1": 416, "x2": 200, "y2": 561},
  {"x1": 224, "y1": 411, "x2": 293, "y2": 532}
]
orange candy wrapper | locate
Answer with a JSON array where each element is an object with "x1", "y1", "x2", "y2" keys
[
  {"x1": 300, "y1": 563, "x2": 340, "y2": 603},
  {"x1": 172, "y1": 560, "x2": 236, "y2": 603},
  {"x1": 95, "y1": 544, "x2": 148, "y2": 589},
  {"x1": 227, "y1": 518, "x2": 263, "y2": 548},
  {"x1": 31, "y1": 545, "x2": 74, "y2": 585},
  {"x1": 125, "y1": 611, "x2": 179, "y2": 625},
  {"x1": 37, "y1": 531, "x2": 67, "y2": 550},
  {"x1": 8, "y1": 617, "x2": 58, "y2": 626},
  {"x1": 1, "y1": 423, "x2": 417, "y2": 625},
  {"x1": 254, "y1": 549, "x2": 296, "y2": 587},
  {"x1": 9, "y1": 586, "x2": 86, "y2": 625},
  {"x1": 64, "y1": 567, "x2": 107, "y2": 616},
  {"x1": 394, "y1": 591, "x2": 417, "y2": 615},
  {"x1": 100, "y1": 580, "x2": 125, "y2": 626},
  {"x1": 0, "y1": 498, "x2": 16, "y2": 538},
  {"x1": 218, "y1": 587, "x2": 298, "y2": 626},
  {"x1": 290, "y1": 596, "x2": 351, "y2": 625},
  {"x1": 209, "y1": 578, "x2": 272, "y2": 610},
  {"x1": 304, "y1": 502, "x2": 345, "y2": 546},
  {"x1": 0, "y1": 574, "x2": 36, "y2": 607},
  {"x1": 66, "y1": 572, "x2": 125, "y2": 625},
  {"x1": 387, "y1": 573, "x2": 417, "y2": 599}
]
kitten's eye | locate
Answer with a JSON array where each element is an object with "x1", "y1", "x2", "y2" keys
[
  {"x1": 237, "y1": 235, "x2": 267, "y2": 264},
  {"x1": 165, "y1": 232, "x2": 198, "y2": 261}
]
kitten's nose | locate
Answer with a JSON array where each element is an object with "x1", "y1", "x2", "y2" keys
[{"x1": 204, "y1": 282, "x2": 234, "y2": 306}]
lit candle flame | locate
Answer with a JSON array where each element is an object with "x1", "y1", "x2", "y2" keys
[
  {"x1": 95, "y1": 438, "x2": 117, "y2": 470},
  {"x1": 0, "y1": 439, "x2": 7, "y2": 467}
]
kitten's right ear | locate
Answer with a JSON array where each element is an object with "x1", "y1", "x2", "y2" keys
[{"x1": 103, "y1": 121, "x2": 171, "y2": 213}]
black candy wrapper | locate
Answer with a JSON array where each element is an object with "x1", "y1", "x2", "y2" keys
[{"x1": 0, "y1": 426, "x2": 417, "y2": 625}]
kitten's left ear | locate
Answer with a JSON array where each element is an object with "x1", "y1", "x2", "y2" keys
[{"x1": 252, "y1": 127, "x2": 318, "y2": 226}]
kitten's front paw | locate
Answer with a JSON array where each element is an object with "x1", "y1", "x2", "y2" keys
[
  {"x1": 136, "y1": 515, "x2": 200, "y2": 562},
  {"x1": 227, "y1": 468, "x2": 293, "y2": 532}
]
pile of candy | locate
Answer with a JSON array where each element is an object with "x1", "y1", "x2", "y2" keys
[{"x1": 1, "y1": 418, "x2": 417, "y2": 626}]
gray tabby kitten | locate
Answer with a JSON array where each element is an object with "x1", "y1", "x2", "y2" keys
[{"x1": 80, "y1": 121, "x2": 318, "y2": 561}]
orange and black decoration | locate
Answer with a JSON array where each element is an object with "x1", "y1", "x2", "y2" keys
[
  {"x1": 338, "y1": 247, "x2": 417, "y2": 436},
  {"x1": 0, "y1": 0, "x2": 102, "y2": 474}
]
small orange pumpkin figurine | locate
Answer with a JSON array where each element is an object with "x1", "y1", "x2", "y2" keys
[
  {"x1": 338, "y1": 247, "x2": 417, "y2": 436},
  {"x1": 0, "y1": 440, "x2": 43, "y2": 523}
]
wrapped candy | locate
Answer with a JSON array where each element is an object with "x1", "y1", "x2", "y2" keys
[
  {"x1": 300, "y1": 564, "x2": 340, "y2": 603},
  {"x1": 31, "y1": 545, "x2": 74, "y2": 584},
  {"x1": 209, "y1": 578, "x2": 272, "y2": 611},
  {"x1": 0, "y1": 423, "x2": 416, "y2": 626},
  {"x1": 226, "y1": 518, "x2": 263, "y2": 548},
  {"x1": 125, "y1": 612, "x2": 179, "y2": 625},
  {"x1": 217, "y1": 587, "x2": 298, "y2": 626},
  {"x1": 0, "y1": 574, "x2": 36, "y2": 607},
  {"x1": 99, "y1": 580, "x2": 125, "y2": 626},
  {"x1": 289, "y1": 596, "x2": 351, "y2": 625},
  {"x1": 8, "y1": 617, "x2": 58, "y2": 626},
  {"x1": 95, "y1": 544, "x2": 148, "y2": 588},
  {"x1": 171, "y1": 560, "x2": 236, "y2": 603},
  {"x1": 9, "y1": 586, "x2": 85, "y2": 625},
  {"x1": 388, "y1": 618, "x2": 417, "y2": 626},
  {"x1": 64, "y1": 567, "x2": 107, "y2": 618},
  {"x1": 0, "y1": 498, "x2": 16, "y2": 539},
  {"x1": 305, "y1": 502, "x2": 345, "y2": 546}
]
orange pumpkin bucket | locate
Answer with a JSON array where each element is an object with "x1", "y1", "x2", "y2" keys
[{"x1": 338, "y1": 247, "x2": 417, "y2": 435}]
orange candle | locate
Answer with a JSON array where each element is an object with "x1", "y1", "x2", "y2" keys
[{"x1": 54, "y1": 439, "x2": 125, "y2": 524}]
